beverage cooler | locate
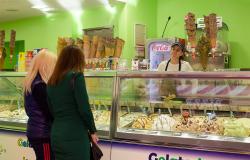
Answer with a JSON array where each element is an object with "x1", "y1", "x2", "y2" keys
[{"x1": 145, "y1": 38, "x2": 175, "y2": 70}]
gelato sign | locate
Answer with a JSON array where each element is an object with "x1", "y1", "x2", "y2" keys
[
  {"x1": 17, "y1": 138, "x2": 31, "y2": 148},
  {"x1": 148, "y1": 153, "x2": 204, "y2": 160}
]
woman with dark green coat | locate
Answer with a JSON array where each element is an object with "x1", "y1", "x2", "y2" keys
[{"x1": 47, "y1": 45, "x2": 98, "y2": 160}]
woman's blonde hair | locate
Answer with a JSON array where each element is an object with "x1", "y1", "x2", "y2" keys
[{"x1": 24, "y1": 49, "x2": 57, "y2": 93}]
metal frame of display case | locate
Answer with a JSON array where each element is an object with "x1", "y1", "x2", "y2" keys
[
  {"x1": 0, "y1": 72, "x2": 27, "y2": 77},
  {"x1": 113, "y1": 71, "x2": 250, "y2": 155},
  {"x1": 0, "y1": 72, "x2": 27, "y2": 131},
  {"x1": 0, "y1": 71, "x2": 117, "y2": 140},
  {"x1": 84, "y1": 71, "x2": 117, "y2": 139},
  {"x1": 1, "y1": 71, "x2": 250, "y2": 154}
]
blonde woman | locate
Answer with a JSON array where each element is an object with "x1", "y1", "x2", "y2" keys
[{"x1": 24, "y1": 49, "x2": 57, "y2": 160}]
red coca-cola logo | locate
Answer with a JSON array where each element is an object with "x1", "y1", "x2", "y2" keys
[{"x1": 151, "y1": 43, "x2": 171, "y2": 52}]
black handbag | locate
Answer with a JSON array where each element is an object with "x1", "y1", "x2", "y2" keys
[{"x1": 90, "y1": 141, "x2": 103, "y2": 160}]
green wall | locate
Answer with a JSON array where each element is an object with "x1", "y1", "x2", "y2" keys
[
  {"x1": 0, "y1": 5, "x2": 124, "y2": 53},
  {"x1": 1, "y1": 0, "x2": 249, "y2": 68},
  {"x1": 0, "y1": 13, "x2": 73, "y2": 53},
  {"x1": 157, "y1": 0, "x2": 250, "y2": 68},
  {"x1": 0, "y1": 0, "x2": 157, "y2": 66},
  {"x1": 118, "y1": 0, "x2": 157, "y2": 62},
  {"x1": 81, "y1": 4, "x2": 124, "y2": 37},
  {"x1": 4, "y1": 41, "x2": 25, "y2": 70}
]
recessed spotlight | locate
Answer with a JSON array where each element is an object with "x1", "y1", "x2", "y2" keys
[
  {"x1": 29, "y1": 0, "x2": 53, "y2": 16},
  {"x1": 40, "y1": 7, "x2": 55, "y2": 12},
  {"x1": 5, "y1": 9, "x2": 18, "y2": 12},
  {"x1": 32, "y1": 5, "x2": 47, "y2": 9},
  {"x1": 116, "y1": 0, "x2": 127, "y2": 2}
]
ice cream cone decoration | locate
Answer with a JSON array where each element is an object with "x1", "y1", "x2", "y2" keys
[
  {"x1": 209, "y1": 13, "x2": 217, "y2": 48},
  {"x1": 185, "y1": 12, "x2": 197, "y2": 61},
  {"x1": 83, "y1": 35, "x2": 90, "y2": 59},
  {"x1": 204, "y1": 13, "x2": 217, "y2": 59},
  {"x1": 114, "y1": 37, "x2": 125, "y2": 58},
  {"x1": 196, "y1": 35, "x2": 211, "y2": 71},
  {"x1": 191, "y1": 48, "x2": 196, "y2": 60},
  {"x1": 65, "y1": 38, "x2": 75, "y2": 46},
  {"x1": 185, "y1": 12, "x2": 196, "y2": 48},
  {"x1": 57, "y1": 37, "x2": 67, "y2": 55},
  {"x1": 0, "y1": 48, "x2": 6, "y2": 70},
  {"x1": 0, "y1": 57, "x2": 4, "y2": 70},
  {"x1": 0, "y1": 30, "x2": 5, "y2": 60},
  {"x1": 90, "y1": 35, "x2": 99, "y2": 58},
  {"x1": 56, "y1": 35, "x2": 125, "y2": 70},
  {"x1": 9, "y1": 30, "x2": 16, "y2": 63},
  {"x1": 76, "y1": 38, "x2": 83, "y2": 50},
  {"x1": 96, "y1": 37, "x2": 105, "y2": 58},
  {"x1": 104, "y1": 37, "x2": 116, "y2": 57}
]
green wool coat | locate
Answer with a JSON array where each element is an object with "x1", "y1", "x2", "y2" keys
[{"x1": 47, "y1": 72, "x2": 96, "y2": 160}]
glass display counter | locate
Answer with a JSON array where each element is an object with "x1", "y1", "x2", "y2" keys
[
  {"x1": 0, "y1": 71, "x2": 116, "y2": 139},
  {"x1": 0, "y1": 72, "x2": 27, "y2": 131},
  {"x1": 1, "y1": 71, "x2": 250, "y2": 154},
  {"x1": 84, "y1": 71, "x2": 116, "y2": 138},
  {"x1": 115, "y1": 71, "x2": 250, "y2": 154}
]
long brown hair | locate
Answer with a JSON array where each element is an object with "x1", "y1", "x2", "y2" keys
[{"x1": 48, "y1": 45, "x2": 85, "y2": 86}]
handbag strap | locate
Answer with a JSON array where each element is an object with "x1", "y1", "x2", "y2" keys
[{"x1": 70, "y1": 72, "x2": 77, "y2": 90}]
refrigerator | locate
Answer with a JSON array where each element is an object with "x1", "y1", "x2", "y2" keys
[{"x1": 145, "y1": 38, "x2": 175, "y2": 70}]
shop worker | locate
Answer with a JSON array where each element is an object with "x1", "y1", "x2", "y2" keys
[
  {"x1": 157, "y1": 42, "x2": 193, "y2": 72},
  {"x1": 47, "y1": 45, "x2": 98, "y2": 160},
  {"x1": 24, "y1": 49, "x2": 57, "y2": 160}
]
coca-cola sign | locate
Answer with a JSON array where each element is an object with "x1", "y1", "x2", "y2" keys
[{"x1": 151, "y1": 43, "x2": 171, "y2": 52}]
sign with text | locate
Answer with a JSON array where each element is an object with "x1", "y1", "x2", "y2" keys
[
  {"x1": 111, "y1": 141, "x2": 250, "y2": 160},
  {"x1": 0, "y1": 130, "x2": 111, "y2": 160}
]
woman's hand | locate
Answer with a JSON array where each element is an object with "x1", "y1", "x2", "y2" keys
[{"x1": 90, "y1": 133, "x2": 99, "y2": 144}]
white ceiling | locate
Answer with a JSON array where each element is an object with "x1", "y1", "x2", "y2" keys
[{"x1": 0, "y1": 0, "x2": 121, "y2": 22}]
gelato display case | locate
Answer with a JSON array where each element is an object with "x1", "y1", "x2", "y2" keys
[
  {"x1": 0, "y1": 71, "x2": 116, "y2": 139},
  {"x1": 84, "y1": 71, "x2": 116, "y2": 138},
  {"x1": 1, "y1": 71, "x2": 250, "y2": 155},
  {"x1": 114, "y1": 71, "x2": 250, "y2": 154},
  {"x1": 0, "y1": 72, "x2": 27, "y2": 131}
]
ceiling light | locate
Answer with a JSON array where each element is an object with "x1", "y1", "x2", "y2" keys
[
  {"x1": 115, "y1": 0, "x2": 127, "y2": 3},
  {"x1": 56, "y1": 0, "x2": 83, "y2": 35},
  {"x1": 56, "y1": 0, "x2": 82, "y2": 11},
  {"x1": 40, "y1": 7, "x2": 55, "y2": 12},
  {"x1": 31, "y1": 5, "x2": 48, "y2": 9},
  {"x1": 99, "y1": 0, "x2": 116, "y2": 14},
  {"x1": 29, "y1": 0, "x2": 48, "y2": 9},
  {"x1": 105, "y1": 5, "x2": 116, "y2": 14},
  {"x1": 99, "y1": 0, "x2": 109, "y2": 5},
  {"x1": 29, "y1": 0, "x2": 53, "y2": 16},
  {"x1": 126, "y1": 0, "x2": 139, "y2": 6}
]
